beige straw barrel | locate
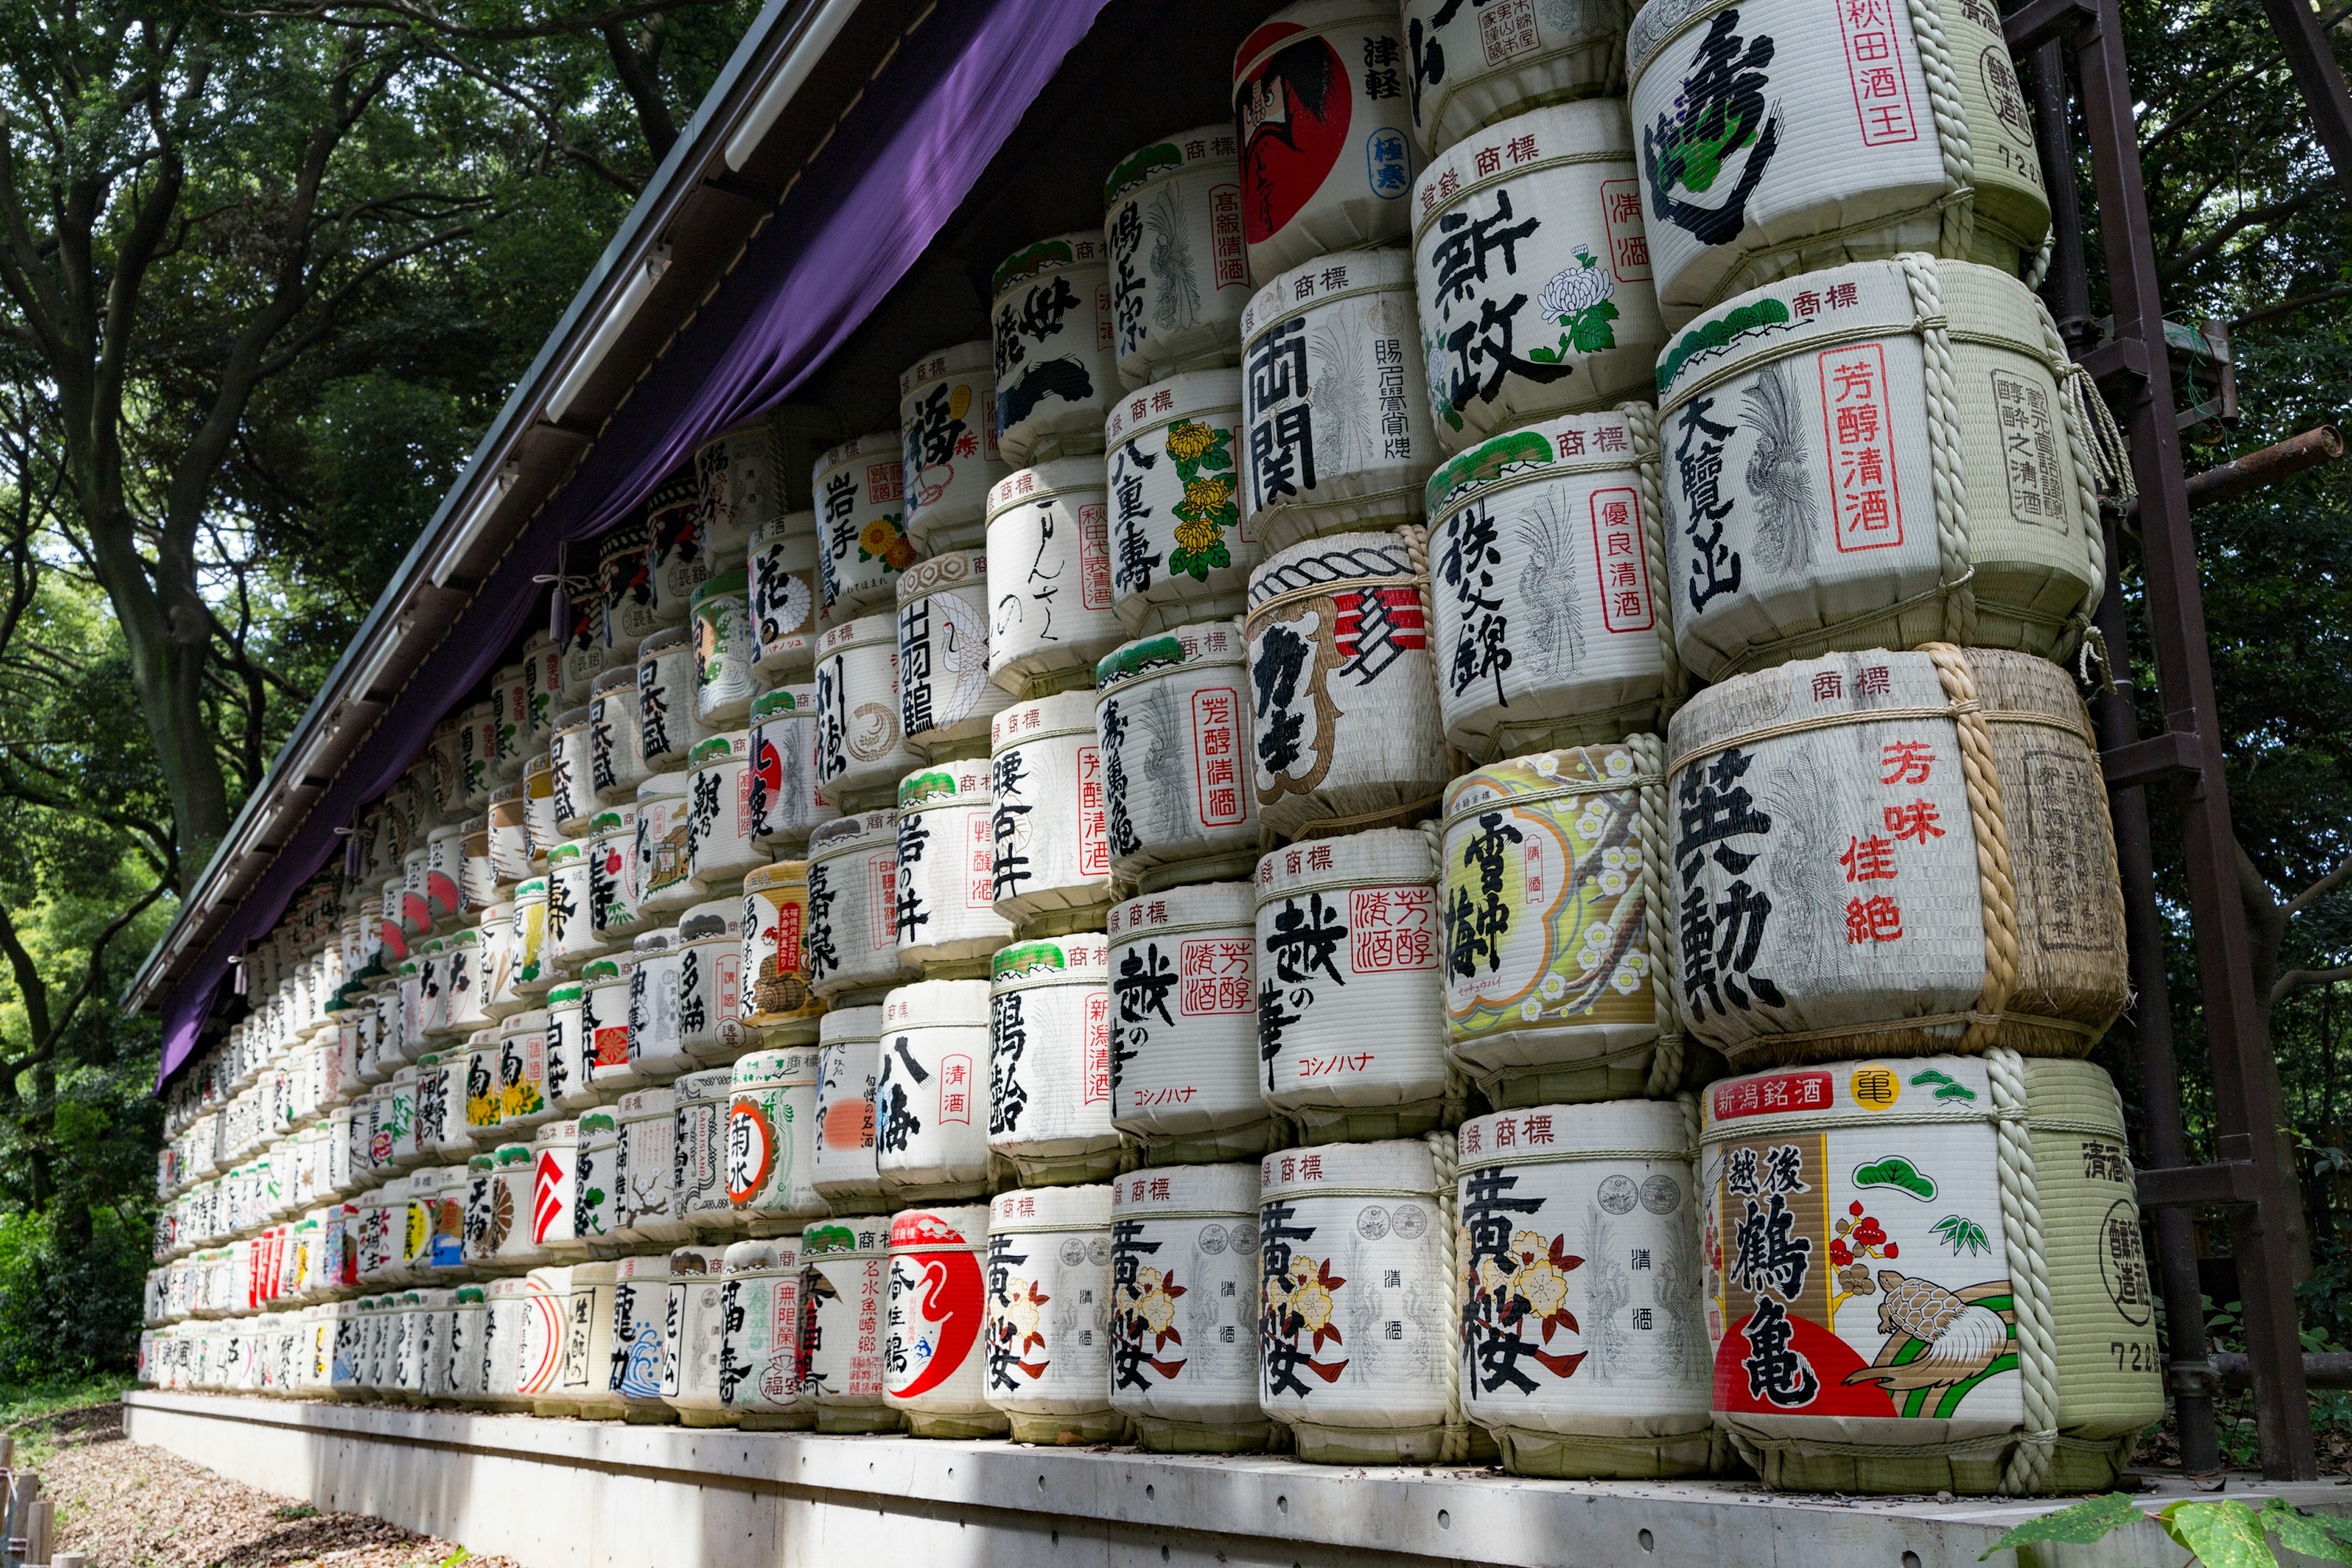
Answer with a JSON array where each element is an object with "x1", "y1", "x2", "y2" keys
[
  {"x1": 1698, "y1": 1052, "x2": 2160, "y2": 1494},
  {"x1": 900, "y1": 342, "x2": 1011, "y2": 554}
]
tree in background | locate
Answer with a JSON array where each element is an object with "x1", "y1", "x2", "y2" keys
[{"x1": 0, "y1": 0, "x2": 752, "y2": 1381}]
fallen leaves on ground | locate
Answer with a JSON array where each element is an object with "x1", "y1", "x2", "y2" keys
[{"x1": 20, "y1": 1402, "x2": 530, "y2": 1568}]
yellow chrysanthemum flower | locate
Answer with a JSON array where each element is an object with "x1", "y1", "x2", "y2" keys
[
  {"x1": 860, "y1": 518, "x2": 897, "y2": 556},
  {"x1": 1182, "y1": 475, "x2": 1234, "y2": 516},
  {"x1": 1164, "y1": 418, "x2": 1217, "y2": 464}
]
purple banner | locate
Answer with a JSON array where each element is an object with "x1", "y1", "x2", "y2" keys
[{"x1": 157, "y1": 0, "x2": 1116, "y2": 1085}]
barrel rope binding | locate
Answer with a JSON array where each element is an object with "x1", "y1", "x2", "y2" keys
[
  {"x1": 1906, "y1": 0, "x2": 1978, "y2": 260},
  {"x1": 1617, "y1": 401, "x2": 1690, "y2": 716},
  {"x1": 1717, "y1": 1006, "x2": 2103, "y2": 1062},
  {"x1": 1924, "y1": 643, "x2": 2021, "y2": 1045},
  {"x1": 1987, "y1": 1045, "x2": 2060, "y2": 1494},
  {"x1": 2032, "y1": 299, "x2": 2116, "y2": 669},
  {"x1": 1626, "y1": 733, "x2": 1687, "y2": 1094},
  {"x1": 1427, "y1": 1127, "x2": 1469, "y2": 1463},
  {"x1": 1897, "y1": 254, "x2": 1979, "y2": 646}
]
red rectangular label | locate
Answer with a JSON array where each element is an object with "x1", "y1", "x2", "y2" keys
[
  {"x1": 1076, "y1": 745, "x2": 1109, "y2": 875},
  {"x1": 1191, "y1": 687, "x2": 1245, "y2": 826},
  {"x1": 1180, "y1": 937, "x2": 1254, "y2": 1015},
  {"x1": 1600, "y1": 178, "x2": 1653, "y2": 281},
  {"x1": 1349, "y1": 886, "x2": 1438, "y2": 973},
  {"x1": 1589, "y1": 487, "x2": 1655, "y2": 633},
  {"x1": 1838, "y1": 0, "x2": 1920, "y2": 145},
  {"x1": 1711, "y1": 1069, "x2": 1836, "y2": 1121},
  {"x1": 1820, "y1": 344, "x2": 1904, "y2": 552}
]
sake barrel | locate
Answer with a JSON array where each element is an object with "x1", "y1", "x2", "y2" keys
[
  {"x1": 489, "y1": 785, "x2": 531, "y2": 889},
  {"x1": 489, "y1": 1144, "x2": 549, "y2": 1268},
  {"x1": 460, "y1": 701, "x2": 498, "y2": 812},
  {"x1": 1654, "y1": 258, "x2": 2104, "y2": 679},
  {"x1": 987, "y1": 692, "x2": 1111, "y2": 932},
  {"x1": 718, "y1": 1234, "x2": 812, "y2": 1428},
  {"x1": 571, "y1": 1110, "x2": 620, "y2": 1251},
  {"x1": 608, "y1": 1252, "x2": 676, "y2": 1420},
  {"x1": 560, "y1": 595, "x2": 603, "y2": 704},
  {"x1": 894, "y1": 763, "x2": 1012, "y2": 968},
  {"x1": 544, "y1": 843, "x2": 600, "y2": 970},
  {"x1": 1107, "y1": 884, "x2": 1274, "y2": 1162},
  {"x1": 1104, "y1": 129, "x2": 1250, "y2": 388},
  {"x1": 884, "y1": 1204, "x2": 1005, "y2": 1436},
  {"x1": 804, "y1": 811, "x2": 905, "y2": 1002},
  {"x1": 899, "y1": 343, "x2": 1010, "y2": 552},
  {"x1": 545, "y1": 980, "x2": 597, "y2": 1113},
  {"x1": 1104, "y1": 372, "x2": 1256, "y2": 635},
  {"x1": 581, "y1": 956, "x2": 638, "y2": 1091},
  {"x1": 425, "y1": 826, "x2": 467, "y2": 930},
  {"x1": 748, "y1": 686, "x2": 832, "y2": 850},
  {"x1": 415, "y1": 1164, "x2": 468, "y2": 1275},
  {"x1": 1627, "y1": 0, "x2": 2048, "y2": 319},
  {"x1": 990, "y1": 234, "x2": 1117, "y2": 466},
  {"x1": 897, "y1": 549, "x2": 1010, "y2": 760},
  {"x1": 814, "y1": 432, "x2": 912, "y2": 622},
  {"x1": 813, "y1": 1006, "x2": 884, "y2": 1210},
  {"x1": 1245, "y1": 531, "x2": 1451, "y2": 839},
  {"x1": 692, "y1": 572, "x2": 756, "y2": 728},
  {"x1": 598, "y1": 520, "x2": 660, "y2": 668},
  {"x1": 875, "y1": 981, "x2": 992, "y2": 1200},
  {"x1": 1425, "y1": 406, "x2": 1676, "y2": 755},
  {"x1": 644, "y1": 466, "x2": 707, "y2": 627},
  {"x1": 523, "y1": 769, "x2": 559, "y2": 894},
  {"x1": 988, "y1": 937, "x2": 1118, "y2": 1186},
  {"x1": 726, "y1": 1048, "x2": 823, "y2": 1230},
  {"x1": 801, "y1": 1216, "x2": 899, "y2": 1431},
  {"x1": 698, "y1": 420, "x2": 793, "y2": 551},
  {"x1": 984, "y1": 461, "x2": 1121, "y2": 690},
  {"x1": 984, "y1": 1185, "x2": 1121, "y2": 1442},
  {"x1": 749, "y1": 513, "x2": 822, "y2": 680},
  {"x1": 1259, "y1": 1137, "x2": 1459, "y2": 1461},
  {"x1": 1109, "y1": 1163, "x2": 1271, "y2": 1451},
  {"x1": 1457, "y1": 1099, "x2": 1713, "y2": 1475},
  {"x1": 495, "y1": 1008, "x2": 553, "y2": 1133},
  {"x1": 630, "y1": 930, "x2": 691, "y2": 1083},
  {"x1": 524, "y1": 630, "x2": 565, "y2": 751},
  {"x1": 737, "y1": 865, "x2": 820, "y2": 1045},
  {"x1": 1238, "y1": 250, "x2": 1441, "y2": 556},
  {"x1": 551, "y1": 707, "x2": 597, "y2": 837},
  {"x1": 659, "y1": 1245, "x2": 735, "y2": 1425},
  {"x1": 1412, "y1": 103, "x2": 1665, "y2": 450},
  {"x1": 636, "y1": 625, "x2": 701, "y2": 772},
  {"x1": 687, "y1": 732, "x2": 762, "y2": 889},
  {"x1": 1256, "y1": 831, "x2": 1451, "y2": 1140},
  {"x1": 1441, "y1": 742, "x2": 1678, "y2": 1105},
  {"x1": 529, "y1": 1121, "x2": 580, "y2": 1254},
  {"x1": 1233, "y1": 2, "x2": 1419, "y2": 279},
  {"x1": 399, "y1": 852, "x2": 433, "y2": 941},
  {"x1": 565, "y1": 1261, "x2": 623, "y2": 1417},
  {"x1": 1662, "y1": 644, "x2": 2125, "y2": 1066},
  {"x1": 1698, "y1": 1052, "x2": 2160, "y2": 1493},
  {"x1": 1095, "y1": 622, "x2": 1259, "y2": 888},
  {"x1": 589, "y1": 805, "x2": 645, "y2": 948},
  {"x1": 813, "y1": 614, "x2": 921, "y2": 809},
  {"x1": 614, "y1": 1087, "x2": 685, "y2": 1244},
  {"x1": 635, "y1": 772, "x2": 697, "y2": 916},
  {"x1": 522, "y1": 1267, "x2": 587, "y2": 1415},
  {"x1": 478, "y1": 900, "x2": 521, "y2": 1022},
  {"x1": 590, "y1": 668, "x2": 650, "y2": 804},
  {"x1": 679, "y1": 895, "x2": 755, "y2": 1061},
  {"x1": 1402, "y1": 0, "x2": 1629, "y2": 155}
]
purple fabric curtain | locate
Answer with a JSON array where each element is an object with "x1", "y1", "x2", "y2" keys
[{"x1": 156, "y1": 0, "x2": 1117, "y2": 1085}]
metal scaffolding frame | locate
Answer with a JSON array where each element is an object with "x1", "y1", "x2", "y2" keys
[{"x1": 2005, "y1": 0, "x2": 2345, "y2": 1481}]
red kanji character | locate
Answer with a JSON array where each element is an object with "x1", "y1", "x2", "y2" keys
[
  {"x1": 1844, "y1": 895, "x2": 1903, "y2": 943},
  {"x1": 1839, "y1": 834, "x2": 1898, "y2": 882},
  {"x1": 1812, "y1": 672, "x2": 1844, "y2": 701},
  {"x1": 1880, "y1": 742, "x2": 1934, "y2": 784},
  {"x1": 1883, "y1": 799, "x2": 1945, "y2": 843}
]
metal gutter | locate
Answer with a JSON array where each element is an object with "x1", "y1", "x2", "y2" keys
[{"x1": 121, "y1": 0, "x2": 879, "y2": 1016}]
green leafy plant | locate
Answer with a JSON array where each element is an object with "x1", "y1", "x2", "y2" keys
[
  {"x1": 1983, "y1": 1493, "x2": 2352, "y2": 1567},
  {"x1": 1932, "y1": 1215, "x2": 1992, "y2": 1256}
]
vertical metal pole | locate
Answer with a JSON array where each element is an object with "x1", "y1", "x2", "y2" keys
[
  {"x1": 2073, "y1": 0, "x2": 2318, "y2": 1480},
  {"x1": 2250, "y1": 0, "x2": 2352, "y2": 201},
  {"x1": 2029, "y1": 40, "x2": 2097, "y2": 355},
  {"x1": 2093, "y1": 526, "x2": 2222, "y2": 1474}
]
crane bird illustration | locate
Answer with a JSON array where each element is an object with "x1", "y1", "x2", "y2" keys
[
  {"x1": 1841, "y1": 1271, "x2": 2010, "y2": 1397},
  {"x1": 1740, "y1": 358, "x2": 1817, "y2": 578}
]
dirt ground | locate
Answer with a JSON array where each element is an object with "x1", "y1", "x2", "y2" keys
[{"x1": 20, "y1": 1402, "x2": 527, "y2": 1568}]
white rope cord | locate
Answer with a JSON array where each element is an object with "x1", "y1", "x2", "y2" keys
[
  {"x1": 1987, "y1": 1046, "x2": 2060, "y2": 1494},
  {"x1": 1428, "y1": 1127, "x2": 1468, "y2": 1463},
  {"x1": 1907, "y1": 0, "x2": 1978, "y2": 260},
  {"x1": 2032, "y1": 297, "x2": 2114, "y2": 669},
  {"x1": 2024, "y1": 230, "x2": 2054, "y2": 293},
  {"x1": 1897, "y1": 254, "x2": 1979, "y2": 646},
  {"x1": 1617, "y1": 402, "x2": 1689, "y2": 718},
  {"x1": 1627, "y1": 733, "x2": 1686, "y2": 1096}
]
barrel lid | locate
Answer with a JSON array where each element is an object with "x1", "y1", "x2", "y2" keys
[
  {"x1": 631, "y1": 927, "x2": 679, "y2": 955},
  {"x1": 990, "y1": 1182, "x2": 1114, "y2": 1233},
  {"x1": 752, "y1": 508, "x2": 818, "y2": 545},
  {"x1": 1423, "y1": 406, "x2": 1647, "y2": 523},
  {"x1": 807, "y1": 809, "x2": 898, "y2": 859},
  {"x1": 990, "y1": 232, "x2": 1105, "y2": 298},
  {"x1": 898, "y1": 340, "x2": 992, "y2": 396},
  {"x1": 894, "y1": 549, "x2": 987, "y2": 605},
  {"x1": 1095, "y1": 620, "x2": 1245, "y2": 693},
  {"x1": 689, "y1": 732, "x2": 748, "y2": 767},
  {"x1": 815, "y1": 429, "x2": 899, "y2": 474},
  {"x1": 816, "y1": 1004, "x2": 884, "y2": 1047},
  {"x1": 1104, "y1": 126, "x2": 1238, "y2": 206},
  {"x1": 639, "y1": 624, "x2": 692, "y2": 657},
  {"x1": 986, "y1": 457, "x2": 1107, "y2": 521},
  {"x1": 1103, "y1": 368, "x2": 1244, "y2": 448},
  {"x1": 880, "y1": 978, "x2": 990, "y2": 1030},
  {"x1": 616, "y1": 1086, "x2": 676, "y2": 1118},
  {"x1": 1260, "y1": 1137, "x2": 1439, "y2": 1198},
  {"x1": 678, "y1": 899, "x2": 741, "y2": 940},
  {"x1": 591, "y1": 666, "x2": 638, "y2": 695},
  {"x1": 1460, "y1": 1099, "x2": 1690, "y2": 1168},
  {"x1": 886, "y1": 1205, "x2": 988, "y2": 1251},
  {"x1": 1112, "y1": 1161, "x2": 1261, "y2": 1215},
  {"x1": 636, "y1": 772, "x2": 687, "y2": 803},
  {"x1": 1242, "y1": 246, "x2": 1413, "y2": 339},
  {"x1": 673, "y1": 1066, "x2": 736, "y2": 1100},
  {"x1": 533, "y1": 1119, "x2": 579, "y2": 1145},
  {"x1": 690, "y1": 567, "x2": 748, "y2": 608},
  {"x1": 749, "y1": 684, "x2": 813, "y2": 720},
  {"x1": 1109, "y1": 880, "x2": 1255, "y2": 938},
  {"x1": 991, "y1": 688, "x2": 1094, "y2": 750},
  {"x1": 494, "y1": 1144, "x2": 532, "y2": 1166},
  {"x1": 990, "y1": 934, "x2": 1109, "y2": 988},
  {"x1": 731, "y1": 1048, "x2": 819, "y2": 1087},
  {"x1": 589, "y1": 805, "x2": 636, "y2": 835},
  {"x1": 898, "y1": 761, "x2": 989, "y2": 811},
  {"x1": 1254, "y1": 826, "x2": 1434, "y2": 903},
  {"x1": 722, "y1": 1236, "x2": 801, "y2": 1272}
]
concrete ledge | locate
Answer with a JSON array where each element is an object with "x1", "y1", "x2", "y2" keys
[{"x1": 120, "y1": 1391, "x2": 2337, "y2": 1568}]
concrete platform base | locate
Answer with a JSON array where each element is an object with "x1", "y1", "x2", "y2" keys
[{"x1": 120, "y1": 1391, "x2": 2341, "y2": 1568}]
